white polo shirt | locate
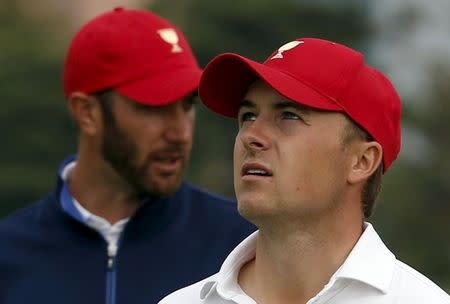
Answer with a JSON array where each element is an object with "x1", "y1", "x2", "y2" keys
[{"x1": 159, "y1": 223, "x2": 450, "y2": 304}]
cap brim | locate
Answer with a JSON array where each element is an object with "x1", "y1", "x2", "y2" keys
[
  {"x1": 199, "y1": 53, "x2": 343, "y2": 118},
  {"x1": 116, "y1": 66, "x2": 202, "y2": 106}
]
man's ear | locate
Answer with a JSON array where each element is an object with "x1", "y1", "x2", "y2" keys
[
  {"x1": 348, "y1": 141, "x2": 383, "y2": 184},
  {"x1": 67, "y1": 92, "x2": 102, "y2": 136}
]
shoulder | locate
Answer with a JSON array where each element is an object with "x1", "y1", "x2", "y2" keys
[
  {"x1": 178, "y1": 182, "x2": 240, "y2": 217},
  {"x1": 159, "y1": 274, "x2": 218, "y2": 304},
  {"x1": 391, "y1": 260, "x2": 450, "y2": 303},
  {"x1": 178, "y1": 182, "x2": 255, "y2": 228},
  {"x1": 180, "y1": 182, "x2": 236, "y2": 206},
  {"x1": 0, "y1": 194, "x2": 58, "y2": 263},
  {"x1": 0, "y1": 193, "x2": 56, "y2": 234}
]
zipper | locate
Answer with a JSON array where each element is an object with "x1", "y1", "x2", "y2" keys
[{"x1": 105, "y1": 243, "x2": 118, "y2": 304}]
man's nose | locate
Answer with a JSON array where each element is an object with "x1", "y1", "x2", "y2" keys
[
  {"x1": 164, "y1": 103, "x2": 193, "y2": 142},
  {"x1": 239, "y1": 119, "x2": 271, "y2": 152}
]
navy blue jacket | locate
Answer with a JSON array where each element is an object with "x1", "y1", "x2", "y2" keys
[{"x1": 0, "y1": 177, "x2": 255, "y2": 304}]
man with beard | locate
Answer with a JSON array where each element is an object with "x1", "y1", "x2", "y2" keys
[
  {"x1": 159, "y1": 38, "x2": 450, "y2": 303},
  {"x1": 0, "y1": 7, "x2": 254, "y2": 304}
]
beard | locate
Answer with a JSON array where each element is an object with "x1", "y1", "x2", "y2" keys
[{"x1": 99, "y1": 101, "x2": 187, "y2": 198}]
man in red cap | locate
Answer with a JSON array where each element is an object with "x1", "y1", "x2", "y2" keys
[
  {"x1": 0, "y1": 7, "x2": 254, "y2": 304},
  {"x1": 159, "y1": 38, "x2": 450, "y2": 303}
]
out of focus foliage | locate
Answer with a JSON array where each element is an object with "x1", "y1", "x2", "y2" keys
[
  {"x1": 0, "y1": 0, "x2": 448, "y2": 291},
  {"x1": 0, "y1": 1, "x2": 76, "y2": 216}
]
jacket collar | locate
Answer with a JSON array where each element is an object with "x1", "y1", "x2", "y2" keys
[{"x1": 199, "y1": 223, "x2": 396, "y2": 301}]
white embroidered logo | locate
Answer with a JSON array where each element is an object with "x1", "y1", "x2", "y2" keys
[
  {"x1": 270, "y1": 40, "x2": 304, "y2": 59},
  {"x1": 158, "y1": 28, "x2": 183, "y2": 53}
]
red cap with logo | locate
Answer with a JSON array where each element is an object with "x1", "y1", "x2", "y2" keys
[
  {"x1": 199, "y1": 38, "x2": 401, "y2": 172},
  {"x1": 63, "y1": 7, "x2": 202, "y2": 105}
]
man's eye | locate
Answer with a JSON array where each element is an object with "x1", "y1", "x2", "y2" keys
[
  {"x1": 134, "y1": 102, "x2": 155, "y2": 112},
  {"x1": 240, "y1": 112, "x2": 256, "y2": 122},
  {"x1": 183, "y1": 98, "x2": 196, "y2": 111},
  {"x1": 282, "y1": 111, "x2": 300, "y2": 120}
]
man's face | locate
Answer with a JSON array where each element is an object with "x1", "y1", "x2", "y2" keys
[
  {"x1": 234, "y1": 80, "x2": 355, "y2": 226},
  {"x1": 100, "y1": 91, "x2": 195, "y2": 197}
]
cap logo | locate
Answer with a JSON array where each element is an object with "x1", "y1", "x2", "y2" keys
[
  {"x1": 270, "y1": 40, "x2": 304, "y2": 59},
  {"x1": 158, "y1": 28, "x2": 183, "y2": 53}
]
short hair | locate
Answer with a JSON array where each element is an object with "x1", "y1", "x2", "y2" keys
[
  {"x1": 343, "y1": 119, "x2": 383, "y2": 218},
  {"x1": 92, "y1": 89, "x2": 115, "y2": 124}
]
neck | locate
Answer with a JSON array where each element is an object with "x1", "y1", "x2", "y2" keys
[
  {"x1": 239, "y1": 202, "x2": 363, "y2": 304},
  {"x1": 67, "y1": 150, "x2": 141, "y2": 224}
]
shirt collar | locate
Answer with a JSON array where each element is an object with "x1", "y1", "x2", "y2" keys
[
  {"x1": 199, "y1": 223, "x2": 396, "y2": 301},
  {"x1": 200, "y1": 231, "x2": 257, "y2": 301},
  {"x1": 58, "y1": 156, "x2": 131, "y2": 226},
  {"x1": 333, "y1": 222, "x2": 396, "y2": 293},
  {"x1": 58, "y1": 156, "x2": 86, "y2": 223}
]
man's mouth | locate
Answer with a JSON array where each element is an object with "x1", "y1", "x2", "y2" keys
[
  {"x1": 151, "y1": 155, "x2": 184, "y2": 173},
  {"x1": 154, "y1": 156, "x2": 182, "y2": 163},
  {"x1": 241, "y1": 163, "x2": 273, "y2": 177}
]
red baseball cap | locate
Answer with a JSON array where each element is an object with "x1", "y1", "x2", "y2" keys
[
  {"x1": 199, "y1": 38, "x2": 401, "y2": 172},
  {"x1": 63, "y1": 7, "x2": 202, "y2": 105}
]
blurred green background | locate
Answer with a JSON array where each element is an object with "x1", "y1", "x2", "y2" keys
[{"x1": 1, "y1": 0, "x2": 449, "y2": 292}]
